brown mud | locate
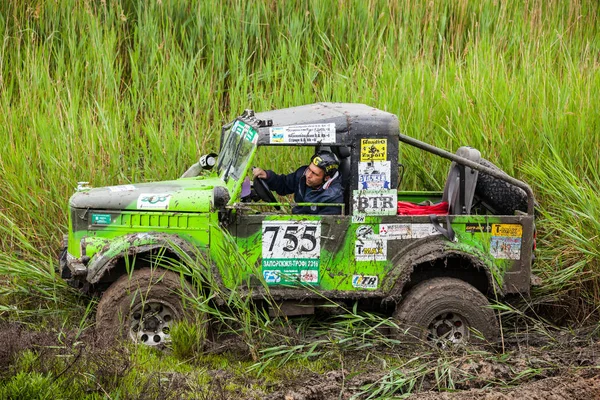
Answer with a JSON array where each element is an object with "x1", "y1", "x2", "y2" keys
[{"x1": 1, "y1": 320, "x2": 599, "y2": 400}]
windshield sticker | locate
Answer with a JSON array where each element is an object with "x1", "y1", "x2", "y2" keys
[
  {"x1": 358, "y1": 161, "x2": 391, "y2": 190},
  {"x1": 233, "y1": 120, "x2": 258, "y2": 144},
  {"x1": 379, "y1": 223, "x2": 439, "y2": 240},
  {"x1": 353, "y1": 189, "x2": 397, "y2": 215},
  {"x1": 137, "y1": 193, "x2": 172, "y2": 210},
  {"x1": 492, "y1": 224, "x2": 522, "y2": 238},
  {"x1": 355, "y1": 239, "x2": 387, "y2": 261},
  {"x1": 108, "y1": 185, "x2": 136, "y2": 192},
  {"x1": 352, "y1": 275, "x2": 378, "y2": 289},
  {"x1": 360, "y1": 138, "x2": 387, "y2": 161},
  {"x1": 491, "y1": 236, "x2": 522, "y2": 260},
  {"x1": 261, "y1": 221, "x2": 321, "y2": 285},
  {"x1": 269, "y1": 123, "x2": 336, "y2": 144}
]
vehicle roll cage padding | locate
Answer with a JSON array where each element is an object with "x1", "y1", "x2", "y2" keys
[{"x1": 398, "y1": 133, "x2": 536, "y2": 216}]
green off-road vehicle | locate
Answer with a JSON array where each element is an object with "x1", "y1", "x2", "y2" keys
[{"x1": 60, "y1": 103, "x2": 535, "y2": 347}]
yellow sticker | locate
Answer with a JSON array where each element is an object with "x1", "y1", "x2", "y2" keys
[
  {"x1": 491, "y1": 224, "x2": 522, "y2": 237},
  {"x1": 360, "y1": 139, "x2": 387, "y2": 161}
]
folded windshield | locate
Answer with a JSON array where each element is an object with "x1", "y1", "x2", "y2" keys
[{"x1": 217, "y1": 119, "x2": 258, "y2": 183}]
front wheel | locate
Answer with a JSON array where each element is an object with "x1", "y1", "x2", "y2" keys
[
  {"x1": 393, "y1": 277, "x2": 498, "y2": 347},
  {"x1": 96, "y1": 268, "x2": 199, "y2": 346}
]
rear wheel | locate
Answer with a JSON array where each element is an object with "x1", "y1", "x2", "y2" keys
[
  {"x1": 393, "y1": 277, "x2": 498, "y2": 347},
  {"x1": 96, "y1": 268, "x2": 200, "y2": 346}
]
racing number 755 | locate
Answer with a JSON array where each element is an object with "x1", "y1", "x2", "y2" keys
[{"x1": 264, "y1": 225, "x2": 317, "y2": 253}]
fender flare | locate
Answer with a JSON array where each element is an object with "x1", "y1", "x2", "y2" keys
[
  {"x1": 86, "y1": 232, "x2": 207, "y2": 285},
  {"x1": 381, "y1": 237, "x2": 501, "y2": 300}
]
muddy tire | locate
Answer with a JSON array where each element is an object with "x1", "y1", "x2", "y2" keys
[
  {"x1": 393, "y1": 277, "x2": 498, "y2": 346},
  {"x1": 475, "y1": 159, "x2": 528, "y2": 215},
  {"x1": 96, "y1": 268, "x2": 199, "y2": 347}
]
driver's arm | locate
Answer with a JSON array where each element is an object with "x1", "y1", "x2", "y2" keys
[{"x1": 254, "y1": 167, "x2": 301, "y2": 196}]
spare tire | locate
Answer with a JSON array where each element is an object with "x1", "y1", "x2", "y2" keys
[{"x1": 475, "y1": 159, "x2": 528, "y2": 215}]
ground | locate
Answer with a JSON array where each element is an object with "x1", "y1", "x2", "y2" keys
[{"x1": 1, "y1": 319, "x2": 598, "y2": 399}]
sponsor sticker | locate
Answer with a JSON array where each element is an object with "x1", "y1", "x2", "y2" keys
[
  {"x1": 353, "y1": 189, "x2": 397, "y2": 215},
  {"x1": 490, "y1": 236, "x2": 522, "y2": 260},
  {"x1": 352, "y1": 275, "x2": 378, "y2": 289},
  {"x1": 360, "y1": 138, "x2": 387, "y2": 161},
  {"x1": 355, "y1": 239, "x2": 387, "y2": 261},
  {"x1": 491, "y1": 224, "x2": 522, "y2": 237},
  {"x1": 358, "y1": 161, "x2": 391, "y2": 190},
  {"x1": 137, "y1": 193, "x2": 171, "y2": 210},
  {"x1": 465, "y1": 223, "x2": 491, "y2": 234},
  {"x1": 269, "y1": 123, "x2": 336, "y2": 144},
  {"x1": 300, "y1": 270, "x2": 319, "y2": 283},
  {"x1": 107, "y1": 185, "x2": 136, "y2": 192},
  {"x1": 355, "y1": 225, "x2": 378, "y2": 240},
  {"x1": 91, "y1": 213, "x2": 111, "y2": 225},
  {"x1": 261, "y1": 221, "x2": 321, "y2": 285},
  {"x1": 379, "y1": 223, "x2": 439, "y2": 239},
  {"x1": 351, "y1": 215, "x2": 366, "y2": 224},
  {"x1": 232, "y1": 120, "x2": 258, "y2": 144}
]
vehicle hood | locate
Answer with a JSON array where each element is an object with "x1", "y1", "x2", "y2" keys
[{"x1": 69, "y1": 177, "x2": 228, "y2": 213}]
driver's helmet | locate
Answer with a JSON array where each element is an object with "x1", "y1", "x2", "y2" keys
[{"x1": 310, "y1": 151, "x2": 340, "y2": 178}]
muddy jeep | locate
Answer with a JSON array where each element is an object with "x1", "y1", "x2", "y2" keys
[{"x1": 59, "y1": 103, "x2": 535, "y2": 347}]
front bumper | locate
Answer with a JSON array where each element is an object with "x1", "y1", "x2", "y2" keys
[{"x1": 59, "y1": 247, "x2": 88, "y2": 289}]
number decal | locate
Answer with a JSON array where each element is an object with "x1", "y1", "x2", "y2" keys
[
  {"x1": 262, "y1": 221, "x2": 321, "y2": 259},
  {"x1": 261, "y1": 221, "x2": 322, "y2": 285},
  {"x1": 282, "y1": 226, "x2": 299, "y2": 252},
  {"x1": 300, "y1": 226, "x2": 317, "y2": 252}
]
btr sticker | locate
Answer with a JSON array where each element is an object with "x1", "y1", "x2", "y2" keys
[
  {"x1": 379, "y1": 223, "x2": 439, "y2": 239},
  {"x1": 490, "y1": 236, "x2": 522, "y2": 260},
  {"x1": 355, "y1": 239, "x2": 387, "y2": 261},
  {"x1": 233, "y1": 120, "x2": 258, "y2": 144},
  {"x1": 491, "y1": 224, "x2": 522, "y2": 237},
  {"x1": 360, "y1": 138, "x2": 387, "y2": 161},
  {"x1": 358, "y1": 161, "x2": 391, "y2": 190},
  {"x1": 107, "y1": 185, "x2": 136, "y2": 192},
  {"x1": 137, "y1": 193, "x2": 171, "y2": 210},
  {"x1": 269, "y1": 123, "x2": 336, "y2": 144},
  {"x1": 352, "y1": 275, "x2": 378, "y2": 289},
  {"x1": 353, "y1": 189, "x2": 397, "y2": 215}
]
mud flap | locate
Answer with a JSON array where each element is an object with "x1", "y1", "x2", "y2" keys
[{"x1": 429, "y1": 214, "x2": 456, "y2": 242}]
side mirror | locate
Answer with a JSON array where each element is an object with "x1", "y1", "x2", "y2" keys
[
  {"x1": 181, "y1": 153, "x2": 218, "y2": 178},
  {"x1": 199, "y1": 153, "x2": 218, "y2": 170}
]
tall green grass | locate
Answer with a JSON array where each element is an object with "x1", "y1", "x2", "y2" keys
[{"x1": 0, "y1": 1, "x2": 599, "y2": 311}]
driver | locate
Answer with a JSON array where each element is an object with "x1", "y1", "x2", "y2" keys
[{"x1": 252, "y1": 151, "x2": 344, "y2": 215}]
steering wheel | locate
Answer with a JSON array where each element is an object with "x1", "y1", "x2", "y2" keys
[{"x1": 253, "y1": 177, "x2": 280, "y2": 210}]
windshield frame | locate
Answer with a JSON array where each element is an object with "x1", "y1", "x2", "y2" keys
[{"x1": 217, "y1": 118, "x2": 259, "y2": 202}]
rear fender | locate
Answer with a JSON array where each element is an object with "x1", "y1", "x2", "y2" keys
[{"x1": 382, "y1": 238, "x2": 500, "y2": 299}]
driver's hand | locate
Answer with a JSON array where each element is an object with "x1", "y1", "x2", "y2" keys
[{"x1": 252, "y1": 167, "x2": 267, "y2": 179}]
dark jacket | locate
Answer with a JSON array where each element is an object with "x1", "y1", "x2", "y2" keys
[{"x1": 264, "y1": 166, "x2": 344, "y2": 215}]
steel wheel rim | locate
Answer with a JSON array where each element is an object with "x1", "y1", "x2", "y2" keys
[
  {"x1": 427, "y1": 312, "x2": 468, "y2": 347},
  {"x1": 129, "y1": 301, "x2": 177, "y2": 346}
]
